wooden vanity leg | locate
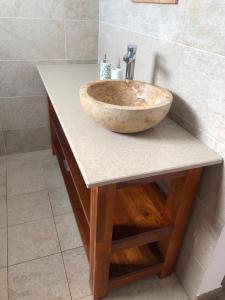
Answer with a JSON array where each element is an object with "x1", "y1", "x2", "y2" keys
[
  {"x1": 90, "y1": 185, "x2": 116, "y2": 300},
  {"x1": 160, "y1": 168, "x2": 203, "y2": 278}
]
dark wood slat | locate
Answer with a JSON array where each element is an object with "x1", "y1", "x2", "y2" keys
[
  {"x1": 117, "y1": 171, "x2": 188, "y2": 189},
  {"x1": 112, "y1": 226, "x2": 172, "y2": 252},
  {"x1": 109, "y1": 263, "x2": 163, "y2": 289},
  {"x1": 110, "y1": 243, "x2": 163, "y2": 278}
]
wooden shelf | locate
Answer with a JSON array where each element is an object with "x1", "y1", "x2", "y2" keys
[
  {"x1": 113, "y1": 183, "x2": 172, "y2": 242},
  {"x1": 109, "y1": 243, "x2": 163, "y2": 286}
]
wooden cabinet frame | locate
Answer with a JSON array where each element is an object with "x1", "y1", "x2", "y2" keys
[{"x1": 48, "y1": 98, "x2": 203, "y2": 300}]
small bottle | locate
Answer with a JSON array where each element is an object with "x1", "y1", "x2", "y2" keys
[
  {"x1": 100, "y1": 54, "x2": 111, "y2": 80},
  {"x1": 111, "y1": 59, "x2": 123, "y2": 80}
]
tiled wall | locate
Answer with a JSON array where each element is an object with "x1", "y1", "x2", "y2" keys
[
  {"x1": 0, "y1": 0, "x2": 99, "y2": 154},
  {"x1": 99, "y1": 0, "x2": 225, "y2": 298}
]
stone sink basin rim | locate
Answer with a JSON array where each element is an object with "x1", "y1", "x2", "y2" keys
[{"x1": 80, "y1": 80, "x2": 173, "y2": 133}]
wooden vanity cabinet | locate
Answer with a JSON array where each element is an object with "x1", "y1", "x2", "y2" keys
[{"x1": 48, "y1": 98, "x2": 202, "y2": 300}]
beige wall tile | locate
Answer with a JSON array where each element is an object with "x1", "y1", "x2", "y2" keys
[
  {"x1": 8, "y1": 254, "x2": 71, "y2": 300},
  {"x1": 63, "y1": 247, "x2": 91, "y2": 299},
  {"x1": 8, "y1": 218, "x2": 60, "y2": 265},
  {"x1": 0, "y1": 19, "x2": 65, "y2": 60},
  {"x1": 0, "y1": 268, "x2": 8, "y2": 300},
  {"x1": 0, "y1": 96, "x2": 49, "y2": 131},
  {"x1": 4, "y1": 126, "x2": 51, "y2": 155},
  {"x1": 197, "y1": 165, "x2": 225, "y2": 226},
  {"x1": 65, "y1": 20, "x2": 98, "y2": 60},
  {"x1": 8, "y1": 190, "x2": 52, "y2": 226},
  {"x1": 99, "y1": 22, "x2": 225, "y2": 141},
  {"x1": 0, "y1": 0, "x2": 64, "y2": 18},
  {"x1": 183, "y1": 0, "x2": 225, "y2": 56},
  {"x1": 0, "y1": 180, "x2": 6, "y2": 197},
  {"x1": 65, "y1": 0, "x2": 99, "y2": 20},
  {"x1": 0, "y1": 0, "x2": 99, "y2": 154},
  {"x1": 0, "y1": 197, "x2": 7, "y2": 228},
  {"x1": 176, "y1": 246, "x2": 205, "y2": 300},
  {"x1": 0, "y1": 156, "x2": 6, "y2": 179},
  {"x1": 181, "y1": 199, "x2": 222, "y2": 270},
  {"x1": 0, "y1": 61, "x2": 46, "y2": 98},
  {"x1": 55, "y1": 213, "x2": 82, "y2": 251},
  {"x1": 0, "y1": 132, "x2": 5, "y2": 156},
  {"x1": 0, "y1": 101, "x2": 3, "y2": 130},
  {"x1": 131, "y1": 274, "x2": 189, "y2": 300},
  {"x1": 0, "y1": 227, "x2": 7, "y2": 268},
  {"x1": 99, "y1": 0, "x2": 187, "y2": 42},
  {"x1": 0, "y1": 0, "x2": 99, "y2": 155}
]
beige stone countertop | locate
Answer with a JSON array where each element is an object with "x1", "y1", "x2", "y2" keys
[{"x1": 37, "y1": 63, "x2": 223, "y2": 188}]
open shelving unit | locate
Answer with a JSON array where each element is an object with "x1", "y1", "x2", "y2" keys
[
  {"x1": 109, "y1": 183, "x2": 172, "y2": 285},
  {"x1": 48, "y1": 99, "x2": 203, "y2": 300}
]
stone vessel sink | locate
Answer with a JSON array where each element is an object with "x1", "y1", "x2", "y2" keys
[{"x1": 79, "y1": 80, "x2": 173, "y2": 133}]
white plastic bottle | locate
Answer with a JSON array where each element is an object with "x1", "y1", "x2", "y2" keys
[{"x1": 111, "y1": 59, "x2": 123, "y2": 80}]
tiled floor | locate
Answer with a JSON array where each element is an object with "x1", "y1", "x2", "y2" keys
[{"x1": 0, "y1": 149, "x2": 190, "y2": 300}]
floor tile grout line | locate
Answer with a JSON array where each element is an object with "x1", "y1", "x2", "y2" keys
[
  {"x1": 7, "y1": 187, "x2": 48, "y2": 198},
  {"x1": 7, "y1": 215, "x2": 56, "y2": 229},
  {"x1": 44, "y1": 152, "x2": 90, "y2": 299},
  {"x1": 61, "y1": 245, "x2": 84, "y2": 254},
  {"x1": 7, "y1": 185, "x2": 70, "y2": 227},
  {"x1": 7, "y1": 210, "x2": 75, "y2": 228},
  {"x1": 5, "y1": 151, "x2": 65, "y2": 272},
  {"x1": 8, "y1": 251, "x2": 62, "y2": 269},
  {"x1": 7, "y1": 176, "x2": 65, "y2": 199},
  {"x1": 47, "y1": 187, "x2": 73, "y2": 300}
]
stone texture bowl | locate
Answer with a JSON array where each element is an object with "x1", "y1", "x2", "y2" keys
[{"x1": 80, "y1": 80, "x2": 173, "y2": 133}]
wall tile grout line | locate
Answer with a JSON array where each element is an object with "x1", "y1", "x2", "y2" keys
[
  {"x1": 99, "y1": 21, "x2": 225, "y2": 60},
  {"x1": 2, "y1": 126, "x2": 50, "y2": 133},
  {"x1": 0, "y1": 59, "x2": 97, "y2": 62},
  {"x1": 0, "y1": 16, "x2": 99, "y2": 22},
  {"x1": 0, "y1": 95, "x2": 47, "y2": 99},
  {"x1": 0, "y1": 2, "x2": 99, "y2": 155}
]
